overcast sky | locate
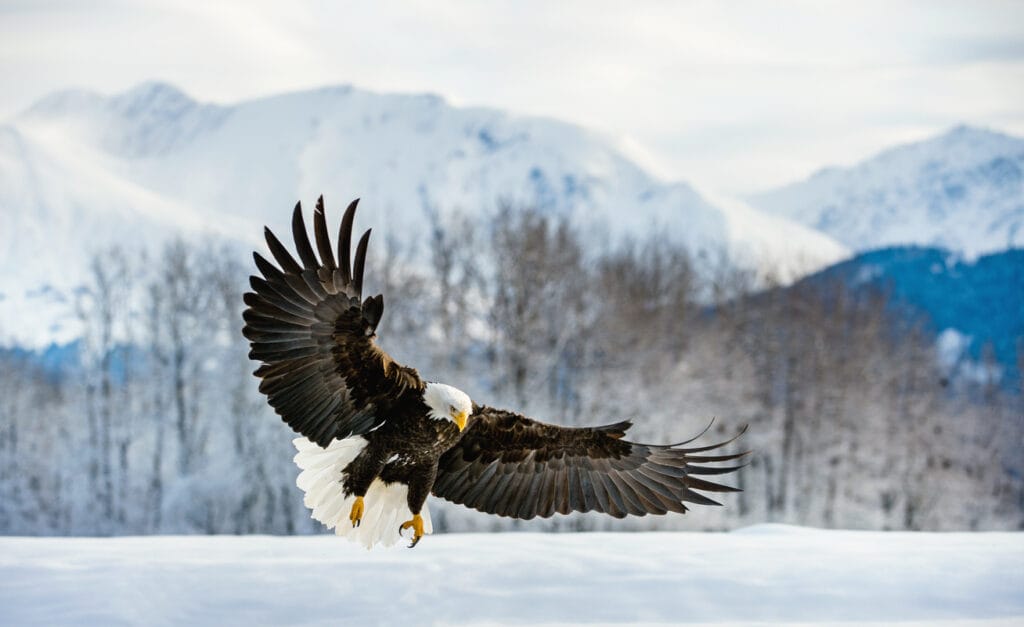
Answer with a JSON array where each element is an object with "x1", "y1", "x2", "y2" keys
[{"x1": 2, "y1": 0, "x2": 1023, "y2": 194}]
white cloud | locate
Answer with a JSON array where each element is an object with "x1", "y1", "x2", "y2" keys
[{"x1": 2, "y1": 0, "x2": 1022, "y2": 194}]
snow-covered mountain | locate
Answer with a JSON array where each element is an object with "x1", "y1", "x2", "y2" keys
[
  {"x1": 0, "y1": 81, "x2": 847, "y2": 347},
  {"x1": 748, "y1": 125, "x2": 1024, "y2": 255}
]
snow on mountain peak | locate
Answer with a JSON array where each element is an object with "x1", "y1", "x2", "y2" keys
[
  {"x1": 117, "y1": 80, "x2": 195, "y2": 107},
  {"x1": 748, "y1": 125, "x2": 1024, "y2": 256},
  {"x1": 26, "y1": 81, "x2": 199, "y2": 119},
  {"x1": 21, "y1": 81, "x2": 229, "y2": 158}
]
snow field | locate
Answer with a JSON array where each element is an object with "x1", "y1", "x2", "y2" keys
[{"x1": 0, "y1": 525, "x2": 1021, "y2": 626}]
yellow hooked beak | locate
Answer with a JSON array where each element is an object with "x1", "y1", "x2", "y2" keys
[{"x1": 453, "y1": 410, "x2": 468, "y2": 431}]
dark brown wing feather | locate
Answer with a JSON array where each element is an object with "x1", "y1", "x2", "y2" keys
[
  {"x1": 432, "y1": 406, "x2": 747, "y2": 519},
  {"x1": 242, "y1": 197, "x2": 423, "y2": 446}
]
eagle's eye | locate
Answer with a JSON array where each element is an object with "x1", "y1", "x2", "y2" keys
[{"x1": 448, "y1": 404, "x2": 457, "y2": 414}]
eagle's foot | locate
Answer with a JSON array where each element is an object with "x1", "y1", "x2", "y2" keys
[
  {"x1": 399, "y1": 514, "x2": 424, "y2": 548},
  {"x1": 349, "y1": 496, "x2": 364, "y2": 528}
]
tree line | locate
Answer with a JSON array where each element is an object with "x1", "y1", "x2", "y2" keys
[{"x1": 1, "y1": 205, "x2": 1021, "y2": 535}]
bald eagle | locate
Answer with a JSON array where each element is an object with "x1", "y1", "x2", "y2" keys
[{"x1": 242, "y1": 197, "x2": 746, "y2": 548}]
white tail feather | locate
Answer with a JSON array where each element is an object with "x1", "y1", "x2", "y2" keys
[{"x1": 292, "y1": 437, "x2": 432, "y2": 549}]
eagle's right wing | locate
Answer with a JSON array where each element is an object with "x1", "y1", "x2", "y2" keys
[
  {"x1": 242, "y1": 197, "x2": 423, "y2": 447},
  {"x1": 433, "y1": 406, "x2": 747, "y2": 519}
]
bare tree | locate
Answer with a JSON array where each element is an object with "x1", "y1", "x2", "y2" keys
[{"x1": 487, "y1": 206, "x2": 588, "y2": 417}]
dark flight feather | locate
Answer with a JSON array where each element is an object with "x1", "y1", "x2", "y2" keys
[
  {"x1": 291, "y1": 202, "x2": 320, "y2": 269},
  {"x1": 313, "y1": 196, "x2": 337, "y2": 273},
  {"x1": 433, "y1": 406, "x2": 748, "y2": 519},
  {"x1": 242, "y1": 197, "x2": 424, "y2": 446},
  {"x1": 352, "y1": 229, "x2": 371, "y2": 296},
  {"x1": 337, "y1": 198, "x2": 358, "y2": 285}
]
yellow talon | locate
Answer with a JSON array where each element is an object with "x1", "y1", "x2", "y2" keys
[
  {"x1": 349, "y1": 496, "x2": 364, "y2": 527},
  {"x1": 399, "y1": 514, "x2": 425, "y2": 548}
]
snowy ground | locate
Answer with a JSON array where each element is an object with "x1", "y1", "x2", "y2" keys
[{"x1": 1, "y1": 525, "x2": 1021, "y2": 626}]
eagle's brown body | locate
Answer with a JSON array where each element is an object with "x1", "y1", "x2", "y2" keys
[
  {"x1": 347, "y1": 409, "x2": 462, "y2": 517},
  {"x1": 242, "y1": 196, "x2": 747, "y2": 548}
]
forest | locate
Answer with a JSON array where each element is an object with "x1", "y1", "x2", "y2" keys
[{"x1": 1, "y1": 206, "x2": 1021, "y2": 535}]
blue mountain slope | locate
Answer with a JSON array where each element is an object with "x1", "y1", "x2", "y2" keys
[
  {"x1": 803, "y1": 246, "x2": 1024, "y2": 383},
  {"x1": 0, "y1": 341, "x2": 81, "y2": 381}
]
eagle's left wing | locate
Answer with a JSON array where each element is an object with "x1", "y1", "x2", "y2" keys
[{"x1": 432, "y1": 406, "x2": 747, "y2": 519}]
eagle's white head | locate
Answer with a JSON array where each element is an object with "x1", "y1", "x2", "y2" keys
[{"x1": 423, "y1": 382, "x2": 472, "y2": 431}]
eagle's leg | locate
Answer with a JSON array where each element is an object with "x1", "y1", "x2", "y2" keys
[
  {"x1": 349, "y1": 496, "x2": 364, "y2": 527},
  {"x1": 398, "y1": 514, "x2": 424, "y2": 548},
  {"x1": 398, "y1": 464, "x2": 436, "y2": 548},
  {"x1": 342, "y1": 448, "x2": 387, "y2": 529}
]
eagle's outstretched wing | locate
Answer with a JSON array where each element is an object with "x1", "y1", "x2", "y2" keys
[
  {"x1": 242, "y1": 197, "x2": 423, "y2": 446},
  {"x1": 432, "y1": 407, "x2": 747, "y2": 519}
]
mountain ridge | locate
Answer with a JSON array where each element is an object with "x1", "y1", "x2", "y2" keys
[
  {"x1": 0, "y1": 81, "x2": 848, "y2": 347},
  {"x1": 748, "y1": 125, "x2": 1024, "y2": 256}
]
